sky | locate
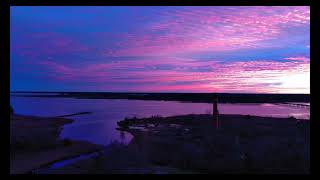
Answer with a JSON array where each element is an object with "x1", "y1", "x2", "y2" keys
[{"x1": 10, "y1": 6, "x2": 310, "y2": 94}]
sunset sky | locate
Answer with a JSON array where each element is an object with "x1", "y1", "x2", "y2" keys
[{"x1": 10, "y1": 6, "x2": 310, "y2": 93}]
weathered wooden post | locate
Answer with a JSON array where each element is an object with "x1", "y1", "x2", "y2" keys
[{"x1": 213, "y1": 94, "x2": 219, "y2": 129}]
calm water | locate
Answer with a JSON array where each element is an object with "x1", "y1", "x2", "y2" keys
[{"x1": 10, "y1": 96, "x2": 309, "y2": 146}]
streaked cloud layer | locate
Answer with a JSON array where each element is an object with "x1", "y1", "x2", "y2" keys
[{"x1": 10, "y1": 6, "x2": 310, "y2": 93}]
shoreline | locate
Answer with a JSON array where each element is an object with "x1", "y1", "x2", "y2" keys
[
  {"x1": 10, "y1": 114, "x2": 105, "y2": 174},
  {"x1": 10, "y1": 92, "x2": 310, "y2": 104},
  {"x1": 10, "y1": 113, "x2": 310, "y2": 174},
  {"x1": 115, "y1": 114, "x2": 309, "y2": 173}
]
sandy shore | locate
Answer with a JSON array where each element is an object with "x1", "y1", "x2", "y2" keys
[{"x1": 10, "y1": 114, "x2": 104, "y2": 174}]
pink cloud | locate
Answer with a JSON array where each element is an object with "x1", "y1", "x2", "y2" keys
[
  {"x1": 13, "y1": 7, "x2": 309, "y2": 94},
  {"x1": 37, "y1": 57, "x2": 310, "y2": 94},
  {"x1": 102, "y1": 6, "x2": 310, "y2": 57},
  {"x1": 284, "y1": 56, "x2": 309, "y2": 62}
]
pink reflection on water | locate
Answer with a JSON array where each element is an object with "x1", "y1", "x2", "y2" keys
[
  {"x1": 10, "y1": 97, "x2": 310, "y2": 146},
  {"x1": 218, "y1": 103, "x2": 309, "y2": 120}
]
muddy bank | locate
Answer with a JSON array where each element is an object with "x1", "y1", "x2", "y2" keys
[{"x1": 10, "y1": 114, "x2": 104, "y2": 174}]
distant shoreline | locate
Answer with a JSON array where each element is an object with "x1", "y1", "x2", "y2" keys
[{"x1": 10, "y1": 92, "x2": 310, "y2": 104}]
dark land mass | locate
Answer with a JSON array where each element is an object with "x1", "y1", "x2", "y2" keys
[
  {"x1": 10, "y1": 92, "x2": 310, "y2": 103},
  {"x1": 54, "y1": 111, "x2": 92, "y2": 118},
  {"x1": 38, "y1": 114, "x2": 309, "y2": 174},
  {"x1": 10, "y1": 114, "x2": 104, "y2": 174},
  {"x1": 113, "y1": 114, "x2": 310, "y2": 174}
]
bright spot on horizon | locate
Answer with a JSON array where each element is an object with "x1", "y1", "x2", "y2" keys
[{"x1": 10, "y1": 6, "x2": 310, "y2": 94}]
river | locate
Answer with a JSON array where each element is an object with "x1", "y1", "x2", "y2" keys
[{"x1": 10, "y1": 96, "x2": 310, "y2": 146}]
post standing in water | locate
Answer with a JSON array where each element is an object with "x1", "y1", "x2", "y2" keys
[{"x1": 213, "y1": 94, "x2": 219, "y2": 128}]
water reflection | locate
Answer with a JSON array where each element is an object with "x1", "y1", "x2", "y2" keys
[
  {"x1": 10, "y1": 97, "x2": 310, "y2": 146},
  {"x1": 120, "y1": 131, "x2": 125, "y2": 144}
]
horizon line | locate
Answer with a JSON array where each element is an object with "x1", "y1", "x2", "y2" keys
[{"x1": 10, "y1": 91, "x2": 310, "y2": 95}]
